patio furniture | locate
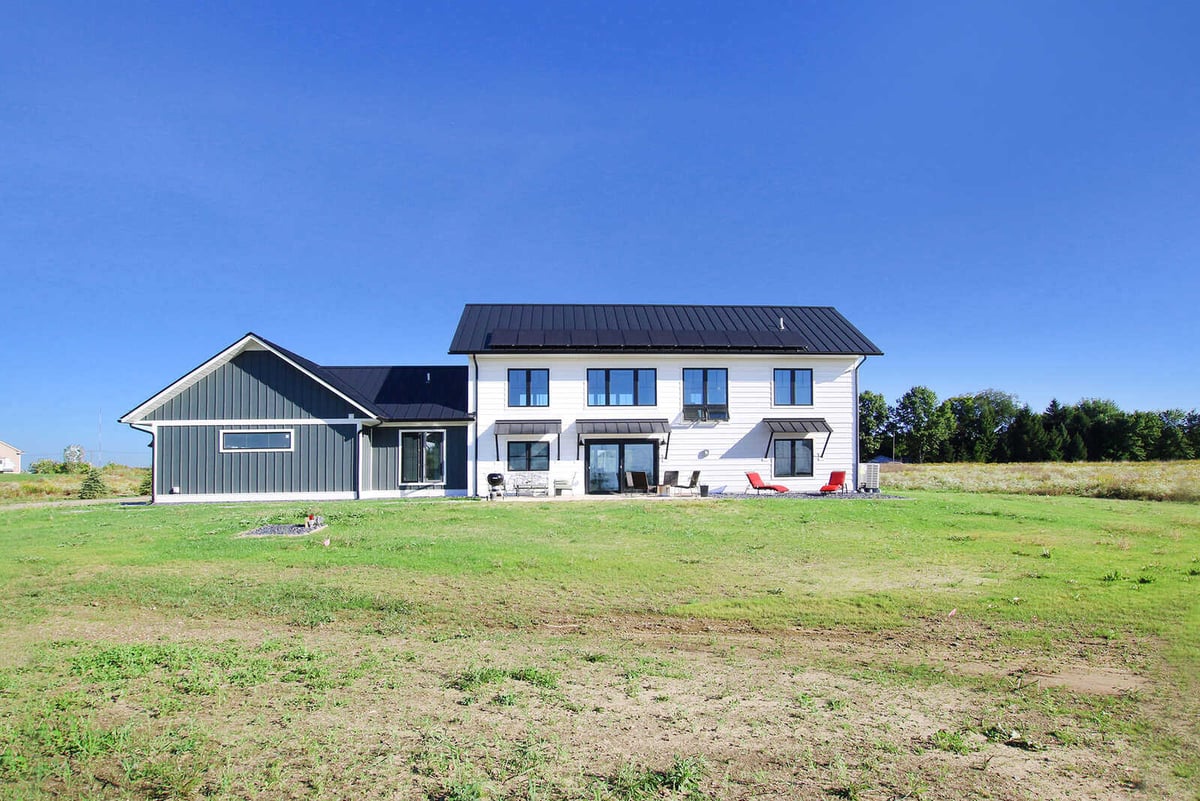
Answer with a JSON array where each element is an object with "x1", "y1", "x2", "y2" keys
[
  {"x1": 625, "y1": 470, "x2": 651, "y2": 494},
  {"x1": 819, "y1": 471, "x2": 848, "y2": 495},
  {"x1": 676, "y1": 470, "x2": 701, "y2": 496},
  {"x1": 658, "y1": 470, "x2": 679, "y2": 496},
  {"x1": 746, "y1": 472, "x2": 789, "y2": 494}
]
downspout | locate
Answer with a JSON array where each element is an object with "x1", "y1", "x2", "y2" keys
[
  {"x1": 470, "y1": 354, "x2": 480, "y2": 498},
  {"x1": 852, "y1": 356, "x2": 865, "y2": 491},
  {"x1": 129, "y1": 422, "x2": 155, "y2": 503}
]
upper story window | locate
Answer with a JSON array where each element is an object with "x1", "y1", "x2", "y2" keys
[
  {"x1": 508, "y1": 369, "x2": 549, "y2": 407},
  {"x1": 587, "y1": 369, "x2": 657, "y2": 406},
  {"x1": 220, "y1": 429, "x2": 293, "y2": 452},
  {"x1": 682, "y1": 368, "x2": 728, "y2": 421},
  {"x1": 774, "y1": 368, "x2": 814, "y2": 406}
]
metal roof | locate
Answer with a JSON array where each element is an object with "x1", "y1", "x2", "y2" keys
[
  {"x1": 576, "y1": 419, "x2": 672, "y2": 435},
  {"x1": 321, "y1": 366, "x2": 470, "y2": 422},
  {"x1": 763, "y1": 418, "x2": 833, "y2": 434},
  {"x1": 494, "y1": 420, "x2": 562, "y2": 436},
  {"x1": 449, "y1": 304, "x2": 882, "y2": 355}
]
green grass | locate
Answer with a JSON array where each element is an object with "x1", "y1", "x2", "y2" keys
[
  {"x1": 0, "y1": 492, "x2": 1198, "y2": 798},
  {"x1": 0, "y1": 465, "x2": 148, "y2": 503}
]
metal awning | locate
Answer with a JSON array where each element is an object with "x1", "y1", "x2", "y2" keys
[
  {"x1": 494, "y1": 419, "x2": 562, "y2": 459},
  {"x1": 576, "y1": 419, "x2": 672, "y2": 458},
  {"x1": 762, "y1": 418, "x2": 833, "y2": 458}
]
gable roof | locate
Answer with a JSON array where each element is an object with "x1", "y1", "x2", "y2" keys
[
  {"x1": 449, "y1": 304, "x2": 882, "y2": 355},
  {"x1": 120, "y1": 334, "x2": 469, "y2": 424},
  {"x1": 0, "y1": 440, "x2": 22, "y2": 454}
]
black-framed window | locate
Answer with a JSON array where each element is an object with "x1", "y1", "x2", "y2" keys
[
  {"x1": 507, "y1": 441, "x2": 550, "y2": 471},
  {"x1": 774, "y1": 369, "x2": 813, "y2": 406},
  {"x1": 774, "y1": 439, "x2": 814, "y2": 477},
  {"x1": 682, "y1": 368, "x2": 728, "y2": 421},
  {"x1": 508, "y1": 369, "x2": 549, "y2": 407},
  {"x1": 587, "y1": 369, "x2": 656, "y2": 406},
  {"x1": 401, "y1": 430, "x2": 445, "y2": 484}
]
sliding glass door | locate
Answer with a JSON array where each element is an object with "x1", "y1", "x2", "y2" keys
[{"x1": 584, "y1": 440, "x2": 658, "y2": 494}]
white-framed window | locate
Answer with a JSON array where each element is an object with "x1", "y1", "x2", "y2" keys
[
  {"x1": 401, "y1": 430, "x2": 445, "y2": 484},
  {"x1": 219, "y1": 429, "x2": 294, "y2": 453}
]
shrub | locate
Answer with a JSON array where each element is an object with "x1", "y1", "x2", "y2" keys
[
  {"x1": 28, "y1": 459, "x2": 60, "y2": 475},
  {"x1": 137, "y1": 472, "x2": 153, "y2": 496},
  {"x1": 78, "y1": 469, "x2": 109, "y2": 500}
]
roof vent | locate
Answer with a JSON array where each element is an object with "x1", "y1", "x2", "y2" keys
[
  {"x1": 426, "y1": 372, "x2": 431, "y2": 384},
  {"x1": 779, "y1": 316, "x2": 786, "y2": 331}
]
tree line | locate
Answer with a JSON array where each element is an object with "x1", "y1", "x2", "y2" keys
[{"x1": 859, "y1": 388, "x2": 1200, "y2": 463}]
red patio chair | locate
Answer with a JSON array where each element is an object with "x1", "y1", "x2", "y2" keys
[
  {"x1": 820, "y1": 471, "x2": 847, "y2": 495},
  {"x1": 746, "y1": 472, "x2": 789, "y2": 494}
]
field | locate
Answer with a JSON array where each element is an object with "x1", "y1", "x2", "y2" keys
[
  {"x1": 1, "y1": 489, "x2": 1198, "y2": 799},
  {"x1": 0, "y1": 465, "x2": 148, "y2": 504}
]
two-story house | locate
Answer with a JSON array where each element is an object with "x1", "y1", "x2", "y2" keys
[{"x1": 450, "y1": 304, "x2": 882, "y2": 496}]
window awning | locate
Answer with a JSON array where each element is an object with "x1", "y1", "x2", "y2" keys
[
  {"x1": 763, "y1": 418, "x2": 833, "y2": 458},
  {"x1": 576, "y1": 419, "x2": 672, "y2": 458},
  {"x1": 494, "y1": 419, "x2": 562, "y2": 459}
]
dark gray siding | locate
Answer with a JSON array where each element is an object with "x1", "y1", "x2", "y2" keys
[
  {"x1": 367, "y1": 426, "x2": 468, "y2": 491},
  {"x1": 146, "y1": 351, "x2": 361, "y2": 421},
  {"x1": 157, "y1": 424, "x2": 356, "y2": 496}
]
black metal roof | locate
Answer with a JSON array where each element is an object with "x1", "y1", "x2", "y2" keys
[
  {"x1": 764, "y1": 418, "x2": 833, "y2": 434},
  {"x1": 449, "y1": 304, "x2": 882, "y2": 355},
  {"x1": 322, "y1": 366, "x2": 470, "y2": 422}
]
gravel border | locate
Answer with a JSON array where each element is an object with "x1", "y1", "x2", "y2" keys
[{"x1": 237, "y1": 522, "x2": 328, "y2": 538}]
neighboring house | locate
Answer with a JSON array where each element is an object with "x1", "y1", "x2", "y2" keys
[
  {"x1": 0, "y1": 440, "x2": 22, "y2": 473},
  {"x1": 119, "y1": 333, "x2": 470, "y2": 503},
  {"x1": 450, "y1": 304, "x2": 883, "y2": 496}
]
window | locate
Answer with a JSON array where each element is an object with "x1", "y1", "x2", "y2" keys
[
  {"x1": 682, "y1": 368, "x2": 728, "y2": 421},
  {"x1": 507, "y1": 441, "x2": 550, "y2": 471},
  {"x1": 587, "y1": 369, "x2": 656, "y2": 406},
  {"x1": 508, "y1": 369, "x2": 549, "y2": 407},
  {"x1": 220, "y1": 429, "x2": 293, "y2": 452},
  {"x1": 774, "y1": 369, "x2": 813, "y2": 406},
  {"x1": 774, "y1": 439, "x2": 814, "y2": 477},
  {"x1": 401, "y1": 431, "x2": 445, "y2": 483}
]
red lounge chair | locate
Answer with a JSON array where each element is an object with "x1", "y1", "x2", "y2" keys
[
  {"x1": 820, "y1": 471, "x2": 847, "y2": 494},
  {"x1": 747, "y1": 472, "x2": 789, "y2": 494}
]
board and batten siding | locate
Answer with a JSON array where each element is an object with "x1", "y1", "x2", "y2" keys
[
  {"x1": 366, "y1": 426, "x2": 469, "y2": 491},
  {"x1": 156, "y1": 424, "x2": 357, "y2": 496},
  {"x1": 471, "y1": 353, "x2": 861, "y2": 494},
  {"x1": 145, "y1": 350, "x2": 361, "y2": 421}
]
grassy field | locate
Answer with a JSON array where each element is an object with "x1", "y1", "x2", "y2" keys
[
  {"x1": 0, "y1": 465, "x2": 148, "y2": 504},
  {"x1": 1, "y1": 493, "x2": 1198, "y2": 800},
  {"x1": 881, "y1": 460, "x2": 1200, "y2": 502}
]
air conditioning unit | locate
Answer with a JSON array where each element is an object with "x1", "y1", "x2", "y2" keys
[{"x1": 859, "y1": 463, "x2": 880, "y2": 493}]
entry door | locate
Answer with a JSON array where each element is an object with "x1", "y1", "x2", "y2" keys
[{"x1": 585, "y1": 441, "x2": 658, "y2": 494}]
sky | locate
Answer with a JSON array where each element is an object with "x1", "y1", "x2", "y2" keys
[{"x1": 2, "y1": 1, "x2": 1198, "y2": 466}]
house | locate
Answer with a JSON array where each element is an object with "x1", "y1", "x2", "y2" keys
[
  {"x1": 450, "y1": 304, "x2": 882, "y2": 496},
  {"x1": 119, "y1": 333, "x2": 470, "y2": 503},
  {"x1": 0, "y1": 440, "x2": 22, "y2": 473}
]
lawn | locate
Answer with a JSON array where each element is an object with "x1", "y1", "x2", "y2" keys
[{"x1": 1, "y1": 493, "x2": 1197, "y2": 800}]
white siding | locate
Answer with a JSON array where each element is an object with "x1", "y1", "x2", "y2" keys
[{"x1": 470, "y1": 353, "x2": 862, "y2": 495}]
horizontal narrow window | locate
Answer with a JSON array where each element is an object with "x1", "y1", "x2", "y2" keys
[
  {"x1": 774, "y1": 368, "x2": 813, "y2": 406},
  {"x1": 586, "y1": 369, "x2": 657, "y2": 406},
  {"x1": 507, "y1": 441, "x2": 550, "y2": 471},
  {"x1": 220, "y1": 429, "x2": 293, "y2": 452}
]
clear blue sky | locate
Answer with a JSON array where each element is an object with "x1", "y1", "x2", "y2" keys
[{"x1": 3, "y1": 1, "x2": 1198, "y2": 466}]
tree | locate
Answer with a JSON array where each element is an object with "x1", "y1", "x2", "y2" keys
[
  {"x1": 892, "y1": 386, "x2": 954, "y2": 463},
  {"x1": 1065, "y1": 431, "x2": 1088, "y2": 461},
  {"x1": 78, "y1": 468, "x2": 108, "y2": 500},
  {"x1": 1004, "y1": 406, "x2": 1050, "y2": 462},
  {"x1": 62, "y1": 445, "x2": 87, "y2": 474},
  {"x1": 858, "y1": 391, "x2": 890, "y2": 460}
]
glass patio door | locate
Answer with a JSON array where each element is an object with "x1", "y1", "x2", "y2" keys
[{"x1": 585, "y1": 441, "x2": 658, "y2": 494}]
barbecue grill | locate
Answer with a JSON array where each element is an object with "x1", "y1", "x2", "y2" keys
[{"x1": 486, "y1": 473, "x2": 506, "y2": 500}]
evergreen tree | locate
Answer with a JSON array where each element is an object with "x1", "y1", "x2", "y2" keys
[
  {"x1": 78, "y1": 468, "x2": 109, "y2": 500},
  {"x1": 1065, "y1": 431, "x2": 1088, "y2": 462}
]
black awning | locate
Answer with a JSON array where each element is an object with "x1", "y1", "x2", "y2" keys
[
  {"x1": 576, "y1": 419, "x2": 672, "y2": 458},
  {"x1": 763, "y1": 418, "x2": 833, "y2": 458},
  {"x1": 495, "y1": 420, "x2": 562, "y2": 436},
  {"x1": 576, "y1": 419, "x2": 671, "y2": 436},
  {"x1": 494, "y1": 420, "x2": 562, "y2": 460},
  {"x1": 764, "y1": 418, "x2": 832, "y2": 434}
]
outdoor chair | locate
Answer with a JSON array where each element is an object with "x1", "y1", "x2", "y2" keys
[
  {"x1": 625, "y1": 471, "x2": 651, "y2": 494},
  {"x1": 746, "y1": 472, "x2": 789, "y2": 494},
  {"x1": 659, "y1": 470, "x2": 679, "y2": 496},
  {"x1": 676, "y1": 470, "x2": 701, "y2": 495},
  {"x1": 820, "y1": 471, "x2": 848, "y2": 495}
]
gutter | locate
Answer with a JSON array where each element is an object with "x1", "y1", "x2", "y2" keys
[
  {"x1": 128, "y1": 422, "x2": 156, "y2": 503},
  {"x1": 470, "y1": 354, "x2": 480, "y2": 498},
  {"x1": 851, "y1": 356, "x2": 865, "y2": 491}
]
